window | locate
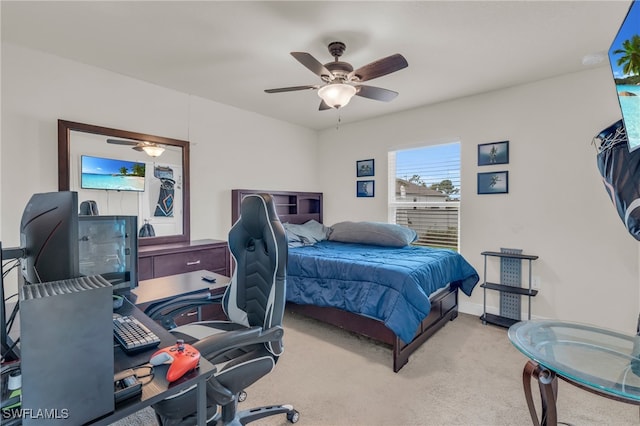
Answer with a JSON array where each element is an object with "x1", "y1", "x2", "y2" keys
[{"x1": 388, "y1": 142, "x2": 460, "y2": 250}]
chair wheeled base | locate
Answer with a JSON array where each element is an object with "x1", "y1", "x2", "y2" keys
[{"x1": 219, "y1": 402, "x2": 299, "y2": 425}]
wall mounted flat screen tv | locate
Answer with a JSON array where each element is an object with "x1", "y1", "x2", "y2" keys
[
  {"x1": 608, "y1": 0, "x2": 640, "y2": 152},
  {"x1": 81, "y1": 155, "x2": 146, "y2": 192}
]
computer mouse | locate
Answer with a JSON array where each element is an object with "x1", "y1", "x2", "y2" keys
[{"x1": 113, "y1": 294, "x2": 124, "y2": 310}]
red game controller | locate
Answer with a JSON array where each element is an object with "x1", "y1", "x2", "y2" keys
[{"x1": 150, "y1": 339, "x2": 201, "y2": 382}]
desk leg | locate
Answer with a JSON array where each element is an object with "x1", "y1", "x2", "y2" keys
[
  {"x1": 197, "y1": 378, "x2": 207, "y2": 425},
  {"x1": 523, "y1": 360, "x2": 558, "y2": 426}
]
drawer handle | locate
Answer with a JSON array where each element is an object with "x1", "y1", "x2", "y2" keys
[
  {"x1": 185, "y1": 311, "x2": 198, "y2": 317},
  {"x1": 186, "y1": 260, "x2": 201, "y2": 266}
]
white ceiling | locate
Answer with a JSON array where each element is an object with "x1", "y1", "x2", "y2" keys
[{"x1": 1, "y1": 1, "x2": 632, "y2": 131}]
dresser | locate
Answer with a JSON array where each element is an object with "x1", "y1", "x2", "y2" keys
[{"x1": 138, "y1": 239, "x2": 230, "y2": 281}]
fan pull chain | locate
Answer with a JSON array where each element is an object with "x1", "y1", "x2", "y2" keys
[{"x1": 336, "y1": 112, "x2": 342, "y2": 130}]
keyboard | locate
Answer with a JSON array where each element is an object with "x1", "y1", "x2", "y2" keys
[{"x1": 113, "y1": 315, "x2": 161, "y2": 353}]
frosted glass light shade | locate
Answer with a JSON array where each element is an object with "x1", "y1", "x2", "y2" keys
[
  {"x1": 317, "y1": 83, "x2": 356, "y2": 109},
  {"x1": 142, "y1": 145, "x2": 165, "y2": 157}
]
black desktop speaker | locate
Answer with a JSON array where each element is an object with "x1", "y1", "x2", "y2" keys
[{"x1": 19, "y1": 275, "x2": 114, "y2": 425}]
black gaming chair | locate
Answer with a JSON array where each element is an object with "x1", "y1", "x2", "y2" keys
[{"x1": 151, "y1": 193, "x2": 299, "y2": 425}]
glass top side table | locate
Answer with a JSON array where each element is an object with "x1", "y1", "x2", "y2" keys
[{"x1": 508, "y1": 320, "x2": 640, "y2": 426}]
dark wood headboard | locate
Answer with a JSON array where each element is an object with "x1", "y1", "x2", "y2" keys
[{"x1": 231, "y1": 189, "x2": 323, "y2": 225}]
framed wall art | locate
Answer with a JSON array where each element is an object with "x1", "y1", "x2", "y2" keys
[
  {"x1": 477, "y1": 171, "x2": 508, "y2": 194},
  {"x1": 357, "y1": 180, "x2": 375, "y2": 197},
  {"x1": 356, "y1": 159, "x2": 375, "y2": 177},
  {"x1": 478, "y1": 140, "x2": 509, "y2": 166}
]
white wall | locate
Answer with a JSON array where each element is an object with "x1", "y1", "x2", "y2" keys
[
  {"x1": 1, "y1": 42, "x2": 319, "y2": 294},
  {"x1": 318, "y1": 67, "x2": 640, "y2": 333},
  {"x1": 3, "y1": 41, "x2": 639, "y2": 334},
  {"x1": 186, "y1": 95, "x2": 320, "y2": 239}
]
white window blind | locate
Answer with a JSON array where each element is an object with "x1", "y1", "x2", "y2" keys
[{"x1": 388, "y1": 142, "x2": 461, "y2": 250}]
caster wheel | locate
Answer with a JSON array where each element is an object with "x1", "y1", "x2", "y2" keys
[
  {"x1": 287, "y1": 409, "x2": 300, "y2": 423},
  {"x1": 238, "y1": 391, "x2": 247, "y2": 402}
]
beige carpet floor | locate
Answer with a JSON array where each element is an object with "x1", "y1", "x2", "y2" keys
[{"x1": 112, "y1": 312, "x2": 639, "y2": 426}]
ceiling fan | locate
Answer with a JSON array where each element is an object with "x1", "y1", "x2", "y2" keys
[
  {"x1": 106, "y1": 138, "x2": 168, "y2": 157},
  {"x1": 265, "y1": 41, "x2": 408, "y2": 110}
]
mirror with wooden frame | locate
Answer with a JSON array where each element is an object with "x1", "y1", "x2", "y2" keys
[{"x1": 58, "y1": 120, "x2": 190, "y2": 246}]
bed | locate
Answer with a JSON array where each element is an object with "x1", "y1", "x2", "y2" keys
[{"x1": 231, "y1": 189, "x2": 479, "y2": 372}]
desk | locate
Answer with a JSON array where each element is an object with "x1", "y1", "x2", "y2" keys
[
  {"x1": 1, "y1": 271, "x2": 229, "y2": 425},
  {"x1": 88, "y1": 300, "x2": 216, "y2": 426},
  {"x1": 132, "y1": 270, "x2": 230, "y2": 306},
  {"x1": 131, "y1": 270, "x2": 230, "y2": 325},
  {"x1": 508, "y1": 320, "x2": 640, "y2": 426},
  {"x1": 98, "y1": 270, "x2": 232, "y2": 425}
]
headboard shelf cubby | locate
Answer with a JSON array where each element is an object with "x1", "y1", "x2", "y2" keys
[{"x1": 231, "y1": 189, "x2": 323, "y2": 225}]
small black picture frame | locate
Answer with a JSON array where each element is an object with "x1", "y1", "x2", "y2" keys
[
  {"x1": 356, "y1": 159, "x2": 375, "y2": 177},
  {"x1": 477, "y1": 171, "x2": 509, "y2": 194},
  {"x1": 357, "y1": 180, "x2": 375, "y2": 197},
  {"x1": 478, "y1": 140, "x2": 509, "y2": 166}
]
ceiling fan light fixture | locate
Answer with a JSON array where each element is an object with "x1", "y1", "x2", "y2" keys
[
  {"x1": 317, "y1": 83, "x2": 356, "y2": 109},
  {"x1": 141, "y1": 145, "x2": 165, "y2": 157}
]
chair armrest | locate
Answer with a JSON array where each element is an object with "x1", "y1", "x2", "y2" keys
[
  {"x1": 192, "y1": 326, "x2": 284, "y2": 406},
  {"x1": 145, "y1": 293, "x2": 224, "y2": 330},
  {"x1": 192, "y1": 325, "x2": 284, "y2": 360}
]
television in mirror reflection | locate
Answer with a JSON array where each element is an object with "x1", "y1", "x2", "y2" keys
[{"x1": 81, "y1": 155, "x2": 146, "y2": 192}]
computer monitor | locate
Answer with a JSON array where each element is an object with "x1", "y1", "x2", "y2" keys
[
  {"x1": 1, "y1": 191, "x2": 80, "y2": 360},
  {"x1": 608, "y1": 0, "x2": 639, "y2": 152},
  {"x1": 19, "y1": 191, "x2": 80, "y2": 284},
  {"x1": 78, "y1": 215, "x2": 138, "y2": 292}
]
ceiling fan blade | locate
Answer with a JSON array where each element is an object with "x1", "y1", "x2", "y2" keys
[
  {"x1": 132, "y1": 146, "x2": 144, "y2": 152},
  {"x1": 349, "y1": 54, "x2": 408, "y2": 82},
  {"x1": 356, "y1": 85, "x2": 399, "y2": 102},
  {"x1": 291, "y1": 52, "x2": 333, "y2": 80},
  {"x1": 319, "y1": 100, "x2": 332, "y2": 111},
  {"x1": 265, "y1": 85, "x2": 319, "y2": 93},
  {"x1": 106, "y1": 138, "x2": 139, "y2": 146}
]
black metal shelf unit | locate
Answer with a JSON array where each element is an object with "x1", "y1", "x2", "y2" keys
[{"x1": 480, "y1": 250, "x2": 539, "y2": 328}]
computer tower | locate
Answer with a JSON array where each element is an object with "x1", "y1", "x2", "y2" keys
[
  {"x1": 20, "y1": 275, "x2": 114, "y2": 425},
  {"x1": 78, "y1": 215, "x2": 138, "y2": 292}
]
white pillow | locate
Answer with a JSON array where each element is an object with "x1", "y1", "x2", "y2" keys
[{"x1": 328, "y1": 221, "x2": 417, "y2": 247}]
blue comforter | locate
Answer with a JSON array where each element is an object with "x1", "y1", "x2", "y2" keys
[{"x1": 286, "y1": 241, "x2": 479, "y2": 343}]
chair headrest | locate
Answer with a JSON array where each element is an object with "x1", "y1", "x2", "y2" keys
[{"x1": 238, "y1": 193, "x2": 278, "y2": 237}]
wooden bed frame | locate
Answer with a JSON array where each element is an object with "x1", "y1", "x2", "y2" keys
[{"x1": 231, "y1": 189, "x2": 460, "y2": 372}]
